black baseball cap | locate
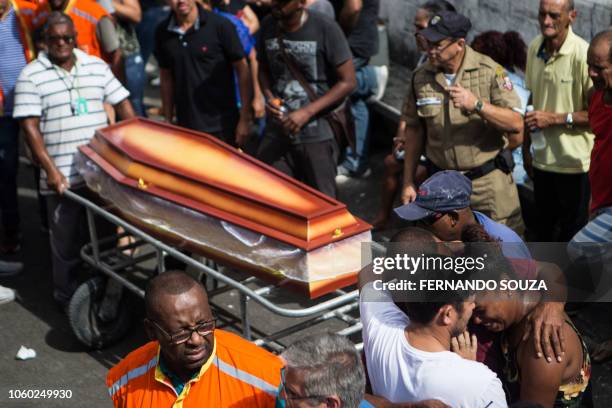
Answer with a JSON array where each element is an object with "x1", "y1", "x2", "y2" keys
[
  {"x1": 394, "y1": 171, "x2": 472, "y2": 221},
  {"x1": 420, "y1": 10, "x2": 472, "y2": 43}
]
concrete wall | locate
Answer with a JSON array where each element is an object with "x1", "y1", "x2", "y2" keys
[{"x1": 380, "y1": 0, "x2": 612, "y2": 67}]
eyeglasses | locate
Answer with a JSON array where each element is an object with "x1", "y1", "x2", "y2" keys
[
  {"x1": 47, "y1": 35, "x2": 75, "y2": 44},
  {"x1": 149, "y1": 318, "x2": 216, "y2": 346},
  {"x1": 277, "y1": 367, "x2": 329, "y2": 407},
  {"x1": 426, "y1": 38, "x2": 457, "y2": 52}
]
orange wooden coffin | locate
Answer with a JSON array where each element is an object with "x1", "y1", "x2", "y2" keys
[{"x1": 78, "y1": 118, "x2": 372, "y2": 298}]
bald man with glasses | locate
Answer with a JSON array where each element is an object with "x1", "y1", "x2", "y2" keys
[{"x1": 107, "y1": 271, "x2": 282, "y2": 408}]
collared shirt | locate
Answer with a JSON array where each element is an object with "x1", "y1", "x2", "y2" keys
[
  {"x1": 12, "y1": 49, "x2": 129, "y2": 194},
  {"x1": 167, "y1": 11, "x2": 200, "y2": 34},
  {"x1": 107, "y1": 329, "x2": 282, "y2": 408},
  {"x1": 154, "y1": 5, "x2": 245, "y2": 135},
  {"x1": 402, "y1": 46, "x2": 522, "y2": 170},
  {"x1": 159, "y1": 355, "x2": 199, "y2": 396},
  {"x1": 525, "y1": 26, "x2": 594, "y2": 174},
  {"x1": 0, "y1": 5, "x2": 29, "y2": 116}
]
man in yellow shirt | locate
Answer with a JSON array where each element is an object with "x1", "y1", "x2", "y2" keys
[{"x1": 522, "y1": 0, "x2": 594, "y2": 242}]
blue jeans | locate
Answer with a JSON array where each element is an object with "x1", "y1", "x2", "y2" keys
[
  {"x1": 0, "y1": 117, "x2": 20, "y2": 235},
  {"x1": 124, "y1": 53, "x2": 146, "y2": 116},
  {"x1": 341, "y1": 57, "x2": 378, "y2": 173}
]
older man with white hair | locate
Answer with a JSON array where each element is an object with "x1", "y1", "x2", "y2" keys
[{"x1": 278, "y1": 333, "x2": 449, "y2": 408}]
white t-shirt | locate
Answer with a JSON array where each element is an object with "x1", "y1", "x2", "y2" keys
[{"x1": 360, "y1": 284, "x2": 508, "y2": 408}]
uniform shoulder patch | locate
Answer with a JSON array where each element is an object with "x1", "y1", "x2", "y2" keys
[{"x1": 495, "y1": 66, "x2": 514, "y2": 91}]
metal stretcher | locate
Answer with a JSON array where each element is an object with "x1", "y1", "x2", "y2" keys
[{"x1": 64, "y1": 189, "x2": 367, "y2": 352}]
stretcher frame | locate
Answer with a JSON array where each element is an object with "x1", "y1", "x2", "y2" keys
[{"x1": 64, "y1": 189, "x2": 373, "y2": 351}]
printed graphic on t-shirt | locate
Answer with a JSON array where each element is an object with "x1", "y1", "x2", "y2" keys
[{"x1": 265, "y1": 38, "x2": 318, "y2": 130}]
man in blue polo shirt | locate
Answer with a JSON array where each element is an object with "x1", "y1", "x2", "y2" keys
[{"x1": 394, "y1": 170, "x2": 530, "y2": 259}]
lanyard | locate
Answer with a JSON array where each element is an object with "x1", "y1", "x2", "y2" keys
[
  {"x1": 53, "y1": 63, "x2": 80, "y2": 99},
  {"x1": 53, "y1": 62, "x2": 88, "y2": 115}
]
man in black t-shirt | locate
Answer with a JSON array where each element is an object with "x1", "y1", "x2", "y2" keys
[
  {"x1": 154, "y1": 0, "x2": 253, "y2": 145},
  {"x1": 256, "y1": 0, "x2": 355, "y2": 199},
  {"x1": 330, "y1": 0, "x2": 378, "y2": 59}
]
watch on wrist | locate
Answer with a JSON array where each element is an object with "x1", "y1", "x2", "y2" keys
[
  {"x1": 565, "y1": 112, "x2": 574, "y2": 128},
  {"x1": 474, "y1": 99, "x2": 484, "y2": 113}
]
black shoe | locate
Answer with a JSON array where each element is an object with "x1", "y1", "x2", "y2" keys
[
  {"x1": 0, "y1": 260, "x2": 23, "y2": 277},
  {"x1": 55, "y1": 299, "x2": 70, "y2": 316},
  {"x1": 1, "y1": 231, "x2": 21, "y2": 254}
]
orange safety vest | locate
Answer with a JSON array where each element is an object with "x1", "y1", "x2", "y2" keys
[
  {"x1": 11, "y1": 0, "x2": 37, "y2": 61},
  {"x1": 0, "y1": 0, "x2": 36, "y2": 116},
  {"x1": 20, "y1": 0, "x2": 44, "y2": 7},
  {"x1": 106, "y1": 330, "x2": 283, "y2": 408},
  {"x1": 34, "y1": 0, "x2": 109, "y2": 59}
]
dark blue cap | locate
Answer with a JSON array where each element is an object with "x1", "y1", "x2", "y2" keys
[
  {"x1": 420, "y1": 10, "x2": 472, "y2": 43},
  {"x1": 394, "y1": 170, "x2": 472, "y2": 221}
]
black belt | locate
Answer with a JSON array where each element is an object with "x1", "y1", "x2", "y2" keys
[
  {"x1": 464, "y1": 158, "x2": 498, "y2": 180},
  {"x1": 426, "y1": 150, "x2": 514, "y2": 181}
]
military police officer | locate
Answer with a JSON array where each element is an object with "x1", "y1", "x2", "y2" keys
[{"x1": 399, "y1": 10, "x2": 526, "y2": 235}]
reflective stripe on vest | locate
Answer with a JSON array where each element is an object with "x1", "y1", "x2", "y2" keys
[
  {"x1": 70, "y1": 6, "x2": 98, "y2": 25},
  {"x1": 107, "y1": 346, "x2": 278, "y2": 402},
  {"x1": 108, "y1": 355, "x2": 158, "y2": 398},
  {"x1": 10, "y1": 0, "x2": 36, "y2": 62},
  {"x1": 36, "y1": 0, "x2": 108, "y2": 58},
  {"x1": 212, "y1": 355, "x2": 278, "y2": 397}
]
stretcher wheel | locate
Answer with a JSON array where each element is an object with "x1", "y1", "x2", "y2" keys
[{"x1": 68, "y1": 276, "x2": 132, "y2": 349}]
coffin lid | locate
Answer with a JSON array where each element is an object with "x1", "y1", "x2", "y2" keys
[{"x1": 80, "y1": 118, "x2": 371, "y2": 250}]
